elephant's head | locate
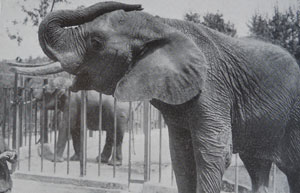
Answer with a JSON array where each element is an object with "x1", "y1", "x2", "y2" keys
[
  {"x1": 25, "y1": 76, "x2": 72, "y2": 109},
  {"x1": 10, "y1": 1, "x2": 208, "y2": 105}
]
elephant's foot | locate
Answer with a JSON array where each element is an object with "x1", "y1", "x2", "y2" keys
[
  {"x1": 46, "y1": 155, "x2": 64, "y2": 162},
  {"x1": 54, "y1": 157, "x2": 64, "y2": 162},
  {"x1": 96, "y1": 156, "x2": 110, "y2": 163},
  {"x1": 37, "y1": 144, "x2": 64, "y2": 162},
  {"x1": 254, "y1": 186, "x2": 268, "y2": 193},
  {"x1": 107, "y1": 159, "x2": 122, "y2": 166},
  {"x1": 1, "y1": 188, "x2": 11, "y2": 193},
  {"x1": 70, "y1": 154, "x2": 80, "y2": 161}
]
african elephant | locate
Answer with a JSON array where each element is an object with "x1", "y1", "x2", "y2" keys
[
  {"x1": 10, "y1": 2, "x2": 300, "y2": 193},
  {"x1": 28, "y1": 77, "x2": 129, "y2": 166}
]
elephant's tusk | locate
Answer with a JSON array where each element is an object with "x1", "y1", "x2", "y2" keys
[
  {"x1": 6, "y1": 61, "x2": 56, "y2": 67},
  {"x1": 9, "y1": 62, "x2": 64, "y2": 76}
]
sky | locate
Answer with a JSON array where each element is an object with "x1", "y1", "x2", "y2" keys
[{"x1": 0, "y1": 0, "x2": 298, "y2": 60}]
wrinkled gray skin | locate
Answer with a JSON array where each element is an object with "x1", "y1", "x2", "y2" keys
[
  {"x1": 10, "y1": 2, "x2": 300, "y2": 193},
  {"x1": 30, "y1": 78, "x2": 129, "y2": 165}
]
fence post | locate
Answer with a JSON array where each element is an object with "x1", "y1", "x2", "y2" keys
[
  {"x1": 158, "y1": 112, "x2": 162, "y2": 183},
  {"x1": 273, "y1": 163, "x2": 277, "y2": 193},
  {"x1": 53, "y1": 89, "x2": 58, "y2": 173},
  {"x1": 171, "y1": 166, "x2": 174, "y2": 186},
  {"x1": 66, "y1": 89, "x2": 71, "y2": 175},
  {"x1": 128, "y1": 102, "x2": 132, "y2": 187},
  {"x1": 28, "y1": 88, "x2": 33, "y2": 171},
  {"x1": 24, "y1": 87, "x2": 27, "y2": 146},
  {"x1": 19, "y1": 76, "x2": 23, "y2": 147},
  {"x1": 2, "y1": 88, "x2": 7, "y2": 139},
  {"x1": 113, "y1": 98, "x2": 117, "y2": 177},
  {"x1": 42, "y1": 79, "x2": 48, "y2": 143},
  {"x1": 12, "y1": 73, "x2": 21, "y2": 169},
  {"x1": 235, "y1": 153, "x2": 239, "y2": 193},
  {"x1": 80, "y1": 90, "x2": 87, "y2": 176},
  {"x1": 40, "y1": 84, "x2": 46, "y2": 172},
  {"x1": 12, "y1": 73, "x2": 18, "y2": 149},
  {"x1": 143, "y1": 101, "x2": 151, "y2": 182},
  {"x1": 98, "y1": 93, "x2": 102, "y2": 176},
  {"x1": 7, "y1": 89, "x2": 11, "y2": 149}
]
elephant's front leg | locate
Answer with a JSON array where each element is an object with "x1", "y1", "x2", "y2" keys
[
  {"x1": 55, "y1": 111, "x2": 70, "y2": 161},
  {"x1": 191, "y1": 115, "x2": 232, "y2": 192},
  {"x1": 168, "y1": 125, "x2": 197, "y2": 193}
]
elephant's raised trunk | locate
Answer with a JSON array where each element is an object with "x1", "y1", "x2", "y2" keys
[{"x1": 38, "y1": 1, "x2": 142, "y2": 74}]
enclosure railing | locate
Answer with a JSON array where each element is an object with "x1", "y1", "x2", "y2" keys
[{"x1": 0, "y1": 73, "x2": 281, "y2": 192}]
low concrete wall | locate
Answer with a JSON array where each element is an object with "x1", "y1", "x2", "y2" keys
[
  {"x1": 142, "y1": 182, "x2": 177, "y2": 193},
  {"x1": 13, "y1": 172, "x2": 128, "y2": 191},
  {"x1": 141, "y1": 179, "x2": 251, "y2": 193},
  {"x1": 12, "y1": 171, "x2": 252, "y2": 193}
]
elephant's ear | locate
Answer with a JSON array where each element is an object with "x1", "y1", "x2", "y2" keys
[{"x1": 114, "y1": 32, "x2": 208, "y2": 105}]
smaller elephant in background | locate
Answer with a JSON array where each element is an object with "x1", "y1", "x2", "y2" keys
[{"x1": 30, "y1": 77, "x2": 129, "y2": 166}]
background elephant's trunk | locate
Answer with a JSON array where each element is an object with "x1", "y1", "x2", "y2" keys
[{"x1": 38, "y1": 2, "x2": 142, "y2": 74}]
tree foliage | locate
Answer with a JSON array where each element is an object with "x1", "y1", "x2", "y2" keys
[
  {"x1": 249, "y1": 7, "x2": 300, "y2": 62},
  {"x1": 7, "y1": 0, "x2": 69, "y2": 45},
  {"x1": 184, "y1": 12, "x2": 237, "y2": 37}
]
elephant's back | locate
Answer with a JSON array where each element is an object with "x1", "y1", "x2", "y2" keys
[
  {"x1": 85, "y1": 92, "x2": 129, "y2": 131},
  {"x1": 225, "y1": 38, "x2": 300, "y2": 153},
  {"x1": 240, "y1": 38, "x2": 300, "y2": 97}
]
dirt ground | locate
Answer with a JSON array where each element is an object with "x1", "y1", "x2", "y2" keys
[{"x1": 11, "y1": 128, "x2": 289, "y2": 193}]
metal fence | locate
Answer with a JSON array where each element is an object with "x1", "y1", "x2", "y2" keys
[{"x1": 0, "y1": 73, "x2": 285, "y2": 193}]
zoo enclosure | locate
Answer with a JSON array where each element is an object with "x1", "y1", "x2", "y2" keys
[{"x1": 0, "y1": 72, "x2": 281, "y2": 192}]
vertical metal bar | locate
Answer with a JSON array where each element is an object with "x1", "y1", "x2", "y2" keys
[
  {"x1": 89, "y1": 130, "x2": 93, "y2": 137},
  {"x1": 12, "y1": 73, "x2": 18, "y2": 149},
  {"x1": 43, "y1": 79, "x2": 48, "y2": 144},
  {"x1": 49, "y1": 111, "x2": 53, "y2": 143},
  {"x1": 132, "y1": 106, "x2": 136, "y2": 155},
  {"x1": 66, "y1": 89, "x2": 71, "y2": 175},
  {"x1": 7, "y1": 89, "x2": 11, "y2": 149},
  {"x1": 2, "y1": 88, "x2": 7, "y2": 139},
  {"x1": 41, "y1": 86, "x2": 46, "y2": 172},
  {"x1": 158, "y1": 111, "x2": 162, "y2": 183},
  {"x1": 128, "y1": 102, "x2": 132, "y2": 187},
  {"x1": 149, "y1": 105, "x2": 152, "y2": 180},
  {"x1": 80, "y1": 91, "x2": 87, "y2": 176},
  {"x1": 16, "y1": 97, "x2": 20, "y2": 170},
  {"x1": 273, "y1": 163, "x2": 276, "y2": 193},
  {"x1": 12, "y1": 73, "x2": 21, "y2": 170},
  {"x1": 34, "y1": 99, "x2": 38, "y2": 144},
  {"x1": 143, "y1": 101, "x2": 150, "y2": 182},
  {"x1": 23, "y1": 88, "x2": 27, "y2": 146},
  {"x1": 19, "y1": 79, "x2": 23, "y2": 148},
  {"x1": 28, "y1": 88, "x2": 33, "y2": 171},
  {"x1": 235, "y1": 153, "x2": 239, "y2": 193},
  {"x1": 16, "y1": 85, "x2": 21, "y2": 170},
  {"x1": 98, "y1": 93, "x2": 102, "y2": 176},
  {"x1": 44, "y1": 108, "x2": 48, "y2": 144},
  {"x1": 139, "y1": 104, "x2": 143, "y2": 134},
  {"x1": 135, "y1": 103, "x2": 138, "y2": 134},
  {"x1": 113, "y1": 98, "x2": 117, "y2": 178},
  {"x1": 54, "y1": 89, "x2": 58, "y2": 173},
  {"x1": 171, "y1": 166, "x2": 174, "y2": 186},
  {"x1": 85, "y1": 93, "x2": 88, "y2": 174}
]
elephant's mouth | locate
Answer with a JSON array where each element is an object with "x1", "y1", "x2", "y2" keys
[
  {"x1": 71, "y1": 49, "x2": 132, "y2": 95},
  {"x1": 70, "y1": 72, "x2": 115, "y2": 95}
]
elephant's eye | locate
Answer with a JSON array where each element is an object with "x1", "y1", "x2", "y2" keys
[{"x1": 91, "y1": 36, "x2": 105, "y2": 51}]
